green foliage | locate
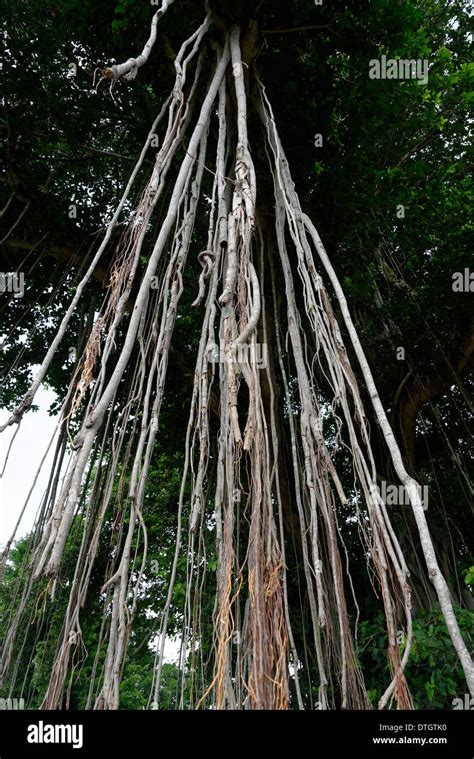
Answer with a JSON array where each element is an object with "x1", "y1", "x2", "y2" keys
[
  {"x1": 463, "y1": 566, "x2": 474, "y2": 587},
  {"x1": 358, "y1": 609, "x2": 474, "y2": 709}
]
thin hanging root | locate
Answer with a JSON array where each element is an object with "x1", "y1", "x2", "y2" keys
[
  {"x1": 191, "y1": 249, "x2": 215, "y2": 306},
  {"x1": 233, "y1": 261, "x2": 260, "y2": 346}
]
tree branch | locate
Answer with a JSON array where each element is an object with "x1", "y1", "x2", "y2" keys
[{"x1": 3, "y1": 238, "x2": 109, "y2": 287}]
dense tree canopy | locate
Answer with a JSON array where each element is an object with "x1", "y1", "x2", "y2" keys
[{"x1": 0, "y1": 0, "x2": 472, "y2": 710}]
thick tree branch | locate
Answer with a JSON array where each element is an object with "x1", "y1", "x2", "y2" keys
[
  {"x1": 101, "y1": 0, "x2": 176, "y2": 82},
  {"x1": 3, "y1": 238, "x2": 109, "y2": 287},
  {"x1": 397, "y1": 322, "x2": 474, "y2": 468}
]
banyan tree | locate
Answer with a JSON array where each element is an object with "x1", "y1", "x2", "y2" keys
[{"x1": 0, "y1": 0, "x2": 472, "y2": 710}]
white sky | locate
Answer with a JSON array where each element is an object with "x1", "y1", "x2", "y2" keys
[{"x1": 0, "y1": 384, "x2": 60, "y2": 549}]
